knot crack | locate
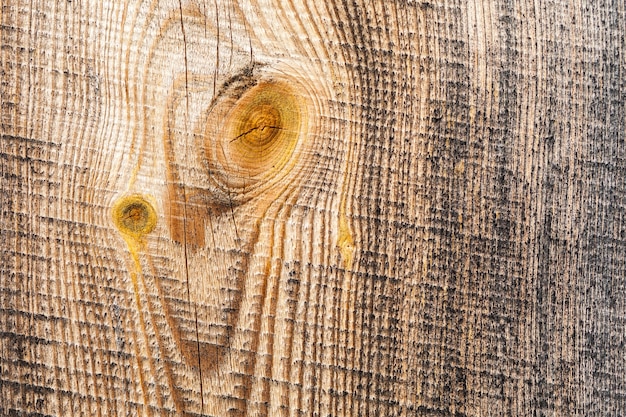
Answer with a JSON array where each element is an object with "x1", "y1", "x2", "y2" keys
[{"x1": 230, "y1": 125, "x2": 284, "y2": 143}]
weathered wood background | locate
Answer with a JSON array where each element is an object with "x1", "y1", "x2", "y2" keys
[{"x1": 1, "y1": 0, "x2": 625, "y2": 416}]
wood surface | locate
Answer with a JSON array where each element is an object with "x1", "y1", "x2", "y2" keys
[{"x1": 1, "y1": 0, "x2": 625, "y2": 416}]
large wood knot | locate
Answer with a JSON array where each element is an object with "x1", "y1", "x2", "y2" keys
[{"x1": 203, "y1": 80, "x2": 307, "y2": 205}]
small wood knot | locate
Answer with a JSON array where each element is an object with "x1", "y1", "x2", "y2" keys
[{"x1": 112, "y1": 195, "x2": 157, "y2": 239}]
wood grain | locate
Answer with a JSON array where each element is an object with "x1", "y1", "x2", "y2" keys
[{"x1": 1, "y1": 0, "x2": 625, "y2": 416}]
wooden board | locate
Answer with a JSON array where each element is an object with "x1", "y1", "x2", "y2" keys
[{"x1": 1, "y1": 0, "x2": 625, "y2": 415}]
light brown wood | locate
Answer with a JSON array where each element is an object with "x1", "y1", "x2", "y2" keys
[{"x1": 1, "y1": 0, "x2": 625, "y2": 416}]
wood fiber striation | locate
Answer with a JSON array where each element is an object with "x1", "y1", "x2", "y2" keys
[{"x1": 1, "y1": 0, "x2": 625, "y2": 416}]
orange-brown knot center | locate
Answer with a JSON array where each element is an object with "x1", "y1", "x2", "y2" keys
[
  {"x1": 112, "y1": 195, "x2": 157, "y2": 239},
  {"x1": 215, "y1": 81, "x2": 304, "y2": 181}
]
